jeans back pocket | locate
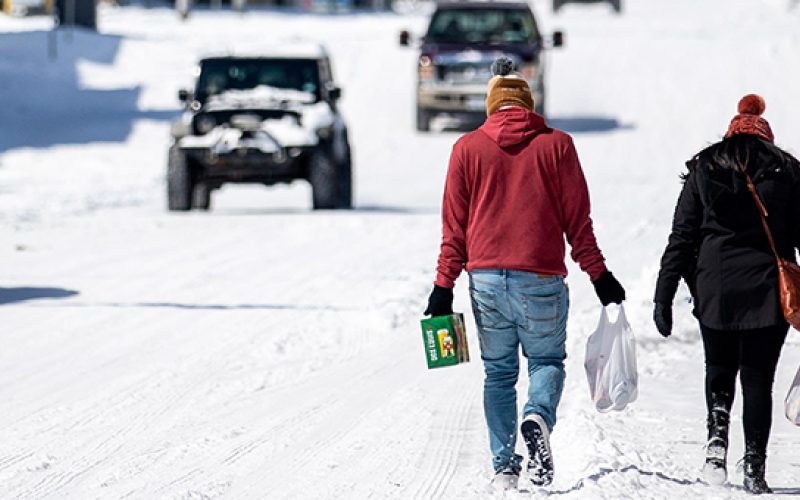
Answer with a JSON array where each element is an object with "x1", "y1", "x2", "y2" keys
[
  {"x1": 523, "y1": 292, "x2": 562, "y2": 335},
  {"x1": 470, "y1": 291, "x2": 505, "y2": 330}
]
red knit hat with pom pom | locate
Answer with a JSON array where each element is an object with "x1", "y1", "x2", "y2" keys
[{"x1": 725, "y1": 94, "x2": 774, "y2": 143}]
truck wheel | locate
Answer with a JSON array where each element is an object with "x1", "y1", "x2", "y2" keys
[
  {"x1": 167, "y1": 146, "x2": 192, "y2": 211},
  {"x1": 192, "y1": 183, "x2": 211, "y2": 211},
  {"x1": 309, "y1": 149, "x2": 338, "y2": 210},
  {"x1": 416, "y1": 106, "x2": 431, "y2": 132}
]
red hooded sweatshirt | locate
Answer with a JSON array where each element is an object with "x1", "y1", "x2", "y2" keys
[{"x1": 435, "y1": 107, "x2": 607, "y2": 288}]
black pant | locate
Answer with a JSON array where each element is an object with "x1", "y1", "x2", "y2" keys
[{"x1": 701, "y1": 324, "x2": 788, "y2": 455}]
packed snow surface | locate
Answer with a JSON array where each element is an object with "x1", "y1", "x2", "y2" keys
[{"x1": 1, "y1": 0, "x2": 800, "y2": 499}]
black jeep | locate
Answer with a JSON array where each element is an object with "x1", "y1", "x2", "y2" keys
[
  {"x1": 401, "y1": 1, "x2": 563, "y2": 131},
  {"x1": 168, "y1": 47, "x2": 352, "y2": 211}
]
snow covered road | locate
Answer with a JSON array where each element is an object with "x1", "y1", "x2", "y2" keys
[{"x1": 1, "y1": 0, "x2": 800, "y2": 498}]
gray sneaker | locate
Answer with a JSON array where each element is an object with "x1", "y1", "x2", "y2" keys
[
  {"x1": 490, "y1": 465, "x2": 520, "y2": 492},
  {"x1": 521, "y1": 414, "x2": 554, "y2": 487}
]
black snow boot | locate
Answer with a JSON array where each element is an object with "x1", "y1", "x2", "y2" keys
[
  {"x1": 702, "y1": 402, "x2": 730, "y2": 485},
  {"x1": 743, "y1": 448, "x2": 772, "y2": 495}
]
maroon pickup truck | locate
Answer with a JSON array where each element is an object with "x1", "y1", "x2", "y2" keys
[{"x1": 401, "y1": 1, "x2": 563, "y2": 132}]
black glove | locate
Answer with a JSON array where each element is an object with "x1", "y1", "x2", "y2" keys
[
  {"x1": 424, "y1": 285, "x2": 454, "y2": 317},
  {"x1": 653, "y1": 302, "x2": 673, "y2": 338},
  {"x1": 592, "y1": 271, "x2": 626, "y2": 306}
]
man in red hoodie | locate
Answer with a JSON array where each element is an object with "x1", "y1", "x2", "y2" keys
[{"x1": 424, "y1": 57, "x2": 625, "y2": 491}]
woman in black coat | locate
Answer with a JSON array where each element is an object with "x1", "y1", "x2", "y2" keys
[{"x1": 654, "y1": 94, "x2": 800, "y2": 494}]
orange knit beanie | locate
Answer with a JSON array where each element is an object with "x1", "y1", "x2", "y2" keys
[
  {"x1": 725, "y1": 94, "x2": 774, "y2": 143},
  {"x1": 486, "y1": 57, "x2": 534, "y2": 117}
]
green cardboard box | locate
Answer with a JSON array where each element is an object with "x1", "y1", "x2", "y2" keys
[{"x1": 420, "y1": 313, "x2": 470, "y2": 369}]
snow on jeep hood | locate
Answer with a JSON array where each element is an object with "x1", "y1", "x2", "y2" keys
[
  {"x1": 205, "y1": 85, "x2": 316, "y2": 110},
  {"x1": 179, "y1": 96, "x2": 336, "y2": 151}
]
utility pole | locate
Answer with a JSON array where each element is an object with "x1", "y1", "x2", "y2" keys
[{"x1": 54, "y1": 0, "x2": 96, "y2": 30}]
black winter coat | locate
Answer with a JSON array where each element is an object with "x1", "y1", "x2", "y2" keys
[{"x1": 655, "y1": 138, "x2": 800, "y2": 330}]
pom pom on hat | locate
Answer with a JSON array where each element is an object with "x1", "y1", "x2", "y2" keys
[
  {"x1": 738, "y1": 94, "x2": 766, "y2": 116},
  {"x1": 725, "y1": 93, "x2": 774, "y2": 143},
  {"x1": 485, "y1": 56, "x2": 534, "y2": 117},
  {"x1": 491, "y1": 56, "x2": 514, "y2": 77}
]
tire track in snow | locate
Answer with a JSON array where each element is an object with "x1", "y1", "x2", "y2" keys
[
  {"x1": 0, "y1": 450, "x2": 36, "y2": 485},
  {"x1": 215, "y1": 318, "x2": 387, "y2": 470},
  {"x1": 406, "y1": 377, "x2": 479, "y2": 500},
  {"x1": 0, "y1": 310, "x2": 190, "y2": 497},
  {"x1": 250, "y1": 364, "x2": 401, "y2": 477},
  {"x1": 16, "y1": 347, "x2": 239, "y2": 499},
  {"x1": 224, "y1": 354, "x2": 424, "y2": 499},
  {"x1": 134, "y1": 344, "x2": 412, "y2": 498}
]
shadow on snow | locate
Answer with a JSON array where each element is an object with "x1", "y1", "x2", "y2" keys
[
  {"x1": 521, "y1": 465, "x2": 702, "y2": 495},
  {"x1": 432, "y1": 115, "x2": 634, "y2": 135},
  {"x1": 772, "y1": 488, "x2": 800, "y2": 495},
  {"x1": 199, "y1": 205, "x2": 439, "y2": 216},
  {"x1": 548, "y1": 116, "x2": 635, "y2": 135},
  {"x1": 0, "y1": 29, "x2": 178, "y2": 154},
  {"x1": 0, "y1": 287, "x2": 79, "y2": 305},
  {"x1": 30, "y1": 301, "x2": 358, "y2": 311}
]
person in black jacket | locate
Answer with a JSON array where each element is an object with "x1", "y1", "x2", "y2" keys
[{"x1": 654, "y1": 94, "x2": 800, "y2": 494}]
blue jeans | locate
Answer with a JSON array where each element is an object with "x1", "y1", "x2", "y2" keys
[{"x1": 469, "y1": 269, "x2": 569, "y2": 472}]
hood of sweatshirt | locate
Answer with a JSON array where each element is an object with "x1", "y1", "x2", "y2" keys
[{"x1": 479, "y1": 107, "x2": 547, "y2": 148}]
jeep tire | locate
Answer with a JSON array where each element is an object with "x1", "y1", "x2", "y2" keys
[
  {"x1": 309, "y1": 149, "x2": 345, "y2": 210},
  {"x1": 338, "y1": 145, "x2": 353, "y2": 209},
  {"x1": 167, "y1": 145, "x2": 192, "y2": 211}
]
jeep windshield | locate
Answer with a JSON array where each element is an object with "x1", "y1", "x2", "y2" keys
[
  {"x1": 195, "y1": 58, "x2": 320, "y2": 103},
  {"x1": 425, "y1": 9, "x2": 539, "y2": 44}
]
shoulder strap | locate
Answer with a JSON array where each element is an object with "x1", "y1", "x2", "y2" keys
[{"x1": 739, "y1": 162, "x2": 781, "y2": 262}]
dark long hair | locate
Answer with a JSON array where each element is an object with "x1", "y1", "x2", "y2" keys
[{"x1": 682, "y1": 134, "x2": 799, "y2": 180}]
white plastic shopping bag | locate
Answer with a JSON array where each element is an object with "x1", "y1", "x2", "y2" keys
[
  {"x1": 786, "y1": 365, "x2": 800, "y2": 426},
  {"x1": 584, "y1": 304, "x2": 638, "y2": 412}
]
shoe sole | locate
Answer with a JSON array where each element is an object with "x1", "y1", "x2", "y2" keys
[
  {"x1": 521, "y1": 415, "x2": 553, "y2": 487},
  {"x1": 490, "y1": 473, "x2": 519, "y2": 492}
]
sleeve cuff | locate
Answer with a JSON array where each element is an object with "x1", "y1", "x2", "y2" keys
[{"x1": 434, "y1": 275, "x2": 456, "y2": 289}]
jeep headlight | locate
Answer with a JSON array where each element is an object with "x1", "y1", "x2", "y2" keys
[
  {"x1": 194, "y1": 114, "x2": 217, "y2": 135},
  {"x1": 418, "y1": 55, "x2": 435, "y2": 82}
]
